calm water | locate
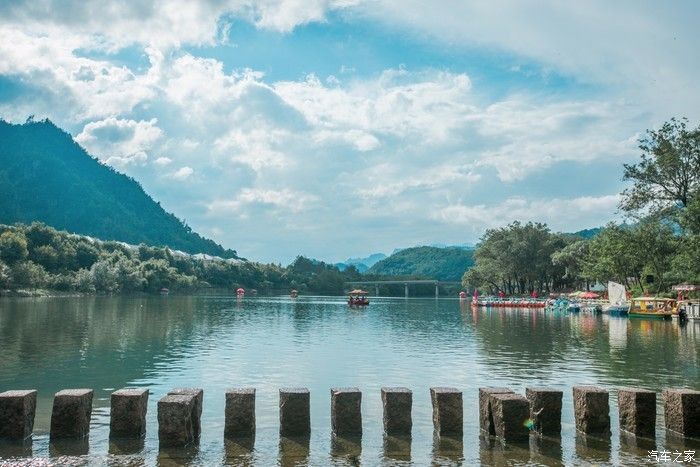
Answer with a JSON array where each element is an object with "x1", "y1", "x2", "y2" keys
[{"x1": 0, "y1": 295, "x2": 698, "y2": 466}]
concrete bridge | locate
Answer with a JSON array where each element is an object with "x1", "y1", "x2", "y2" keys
[{"x1": 344, "y1": 280, "x2": 462, "y2": 298}]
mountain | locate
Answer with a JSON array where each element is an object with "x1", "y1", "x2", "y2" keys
[
  {"x1": 336, "y1": 252, "x2": 387, "y2": 272},
  {"x1": 571, "y1": 227, "x2": 603, "y2": 239},
  {"x1": 368, "y1": 246, "x2": 475, "y2": 281},
  {"x1": 0, "y1": 119, "x2": 237, "y2": 258}
]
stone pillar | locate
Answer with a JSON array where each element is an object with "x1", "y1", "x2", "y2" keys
[
  {"x1": 573, "y1": 386, "x2": 610, "y2": 436},
  {"x1": 331, "y1": 388, "x2": 362, "y2": 435},
  {"x1": 526, "y1": 387, "x2": 562, "y2": 436},
  {"x1": 618, "y1": 387, "x2": 655, "y2": 438},
  {"x1": 435, "y1": 283, "x2": 439, "y2": 298},
  {"x1": 489, "y1": 393, "x2": 530, "y2": 443},
  {"x1": 663, "y1": 388, "x2": 700, "y2": 438},
  {"x1": 110, "y1": 388, "x2": 148, "y2": 438},
  {"x1": 50, "y1": 389, "x2": 93, "y2": 439},
  {"x1": 168, "y1": 388, "x2": 203, "y2": 438},
  {"x1": 430, "y1": 387, "x2": 462, "y2": 436},
  {"x1": 404, "y1": 283, "x2": 409, "y2": 298},
  {"x1": 279, "y1": 388, "x2": 310, "y2": 437},
  {"x1": 0, "y1": 390, "x2": 37, "y2": 440},
  {"x1": 479, "y1": 387, "x2": 513, "y2": 435},
  {"x1": 381, "y1": 387, "x2": 412, "y2": 436},
  {"x1": 158, "y1": 394, "x2": 195, "y2": 448},
  {"x1": 225, "y1": 388, "x2": 256, "y2": 438}
]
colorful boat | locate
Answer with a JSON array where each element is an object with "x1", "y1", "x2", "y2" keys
[
  {"x1": 348, "y1": 289, "x2": 370, "y2": 306},
  {"x1": 628, "y1": 297, "x2": 675, "y2": 319}
]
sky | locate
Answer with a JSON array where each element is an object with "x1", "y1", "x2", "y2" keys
[{"x1": 1, "y1": 1, "x2": 699, "y2": 264}]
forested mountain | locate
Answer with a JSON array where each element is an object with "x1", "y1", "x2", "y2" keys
[
  {"x1": 368, "y1": 246, "x2": 475, "y2": 281},
  {"x1": 0, "y1": 119, "x2": 237, "y2": 258}
]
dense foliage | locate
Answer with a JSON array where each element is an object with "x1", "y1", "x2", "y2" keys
[
  {"x1": 369, "y1": 246, "x2": 474, "y2": 281},
  {"x1": 0, "y1": 223, "x2": 364, "y2": 295},
  {"x1": 0, "y1": 119, "x2": 237, "y2": 258},
  {"x1": 463, "y1": 118, "x2": 700, "y2": 295}
]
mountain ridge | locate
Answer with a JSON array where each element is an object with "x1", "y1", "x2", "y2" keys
[{"x1": 0, "y1": 119, "x2": 238, "y2": 258}]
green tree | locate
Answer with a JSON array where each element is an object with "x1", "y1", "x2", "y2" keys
[
  {"x1": 11, "y1": 261, "x2": 48, "y2": 288},
  {"x1": 621, "y1": 118, "x2": 700, "y2": 214},
  {"x1": 0, "y1": 231, "x2": 29, "y2": 265}
]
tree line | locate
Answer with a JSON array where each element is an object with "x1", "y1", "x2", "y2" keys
[
  {"x1": 0, "y1": 222, "x2": 365, "y2": 295},
  {"x1": 463, "y1": 118, "x2": 700, "y2": 296}
]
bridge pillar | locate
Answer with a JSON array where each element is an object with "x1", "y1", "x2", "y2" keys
[
  {"x1": 435, "y1": 283, "x2": 439, "y2": 299},
  {"x1": 404, "y1": 283, "x2": 408, "y2": 299},
  {"x1": 375, "y1": 285, "x2": 379, "y2": 297}
]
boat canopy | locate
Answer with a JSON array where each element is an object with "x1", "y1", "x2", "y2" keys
[
  {"x1": 672, "y1": 283, "x2": 700, "y2": 291},
  {"x1": 348, "y1": 289, "x2": 368, "y2": 295}
]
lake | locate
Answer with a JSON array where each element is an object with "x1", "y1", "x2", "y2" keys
[{"x1": 0, "y1": 295, "x2": 698, "y2": 466}]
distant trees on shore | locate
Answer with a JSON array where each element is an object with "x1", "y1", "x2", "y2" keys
[
  {"x1": 464, "y1": 118, "x2": 700, "y2": 295},
  {"x1": 0, "y1": 222, "x2": 363, "y2": 295}
]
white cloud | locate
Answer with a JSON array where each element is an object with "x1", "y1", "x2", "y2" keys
[
  {"x1": 170, "y1": 166, "x2": 194, "y2": 180},
  {"x1": 432, "y1": 194, "x2": 622, "y2": 232},
  {"x1": 209, "y1": 188, "x2": 317, "y2": 214},
  {"x1": 154, "y1": 157, "x2": 173, "y2": 166},
  {"x1": 75, "y1": 117, "x2": 162, "y2": 165}
]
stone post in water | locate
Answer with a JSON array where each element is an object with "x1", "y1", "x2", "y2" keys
[
  {"x1": 50, "y1": 389, "x2": 93, "y2": 439},
  {"x1": 0, "y1": 390, "x2": 37, "y2": 440},
  {"x1": 381, "y1": 387, "x2": 412, "y2": 436},
  {"x1": 279, "y1": 388, "x2": 310, "y2": 437},
  {"x1": 663, "y1": 388, "x2": 700, "y2": 438},
  {"x1": 158, "y1": 394, "x2": 195, "y2": 448},
  {"x1": 526, "y1": 387, "x2": 562, "y2": 436},
  {"x1": 168, "y1": 388, "x2": 203, "y2": 439},
  {"x1": 225, "y1": 388, "x2": 256, "y2": 438},
  {"x1": 573, "y1": 386, "x2": 610, "y2": 436},
  {"x1": 430, "y1": 387, "x2": 462, "y2": 436},
  {"x1": 489, "y1": 392, "x2": 530, "y2": 443},
  {"x1": 479, "y1": 387, "x2": 513, "y2": 436},
  {"x1": 618, "y1": 387, "x2": 655, "y2": 438},
  {"x1": 110, "y1": 388, "x2": 149, "y2": 438},
  {"x1": 331, "y1": 388, "x2": 362, "y2": 436}
]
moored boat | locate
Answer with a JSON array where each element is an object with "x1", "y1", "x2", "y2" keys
[
  {"x1": 348, "y1": 289, "x2": 370, "y2": 307},
  {"x1": 603, "y1": 281, "x2": 629, "y2": 316},
  {"x1": 628, "y1": 297, "x2": 675, "y2": 319}
]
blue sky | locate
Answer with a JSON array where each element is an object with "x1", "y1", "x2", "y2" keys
[{"x1": 1, "y1": 1, "x2": 699, "y2": 263}]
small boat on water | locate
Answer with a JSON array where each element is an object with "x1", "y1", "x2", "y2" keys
[
  {"x1": 160, "y1": 287, "x2": 169, "y2": 296},
  {"x1": 348, "y1": 289, "x2": 370, "y2": 307},
  {"x1": 604, "y1": 281, "x2": 629, "y2": 316},
  {"x1": 628, "y1": 297, "x2": 675, "y2": 319}
]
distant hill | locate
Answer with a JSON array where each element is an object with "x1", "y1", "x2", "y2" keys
[
  {"x1": 0, "y1": 119, "x2": 237, "y2": 258},
  {"x1": 571, "y1": 227, "x2": 602, "y2": 239},
  {"x1": 368, "y1": 246, "x2": 474, "y2": 281},
  {"x1": 336, "y1": 252, "x2": 387, "y2": 272}
]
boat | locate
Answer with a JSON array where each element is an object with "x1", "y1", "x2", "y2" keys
[
  {"x1": 604, "y1": 281, "x2": 629, "y2": 316},
  {"x1": 290, "y1": 289, "x2": 299, "y2": 298},
  {"x1": 628, "y1": 297, "x2": 675, "y2": 319},
  {"x1": 160, "y1": 287, "x2": 169, "y2": 296},
  {"x1": 236, "y1": 287, "x2": 245, "y2": 298},
  {"x1": 348, "y1": 289, "x2": 370, "y2": 306}
]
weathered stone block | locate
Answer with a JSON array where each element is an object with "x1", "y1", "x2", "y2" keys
[
  {"x1": 526, "y1": 387, "x2": 562, "y2": 436},
  {"x1": 158, "y1": 394, "x2": 195, "y2": 448},
  {"x1": 50, "y1": 389, "x2": 93, "y2": 439},
  {"x1": 573, "y1": 386, "x2": 610, "y2": 436},
  {"x1": 663, "y1": 388, "x2": 700, "y2": 438},
  {"x1": 225, "y1": 388, "x2": 256, "y2": 438},
  {"x1": 479, "y1": 387, "x2": 513, "y2": 435},
  {"x1": 489, "y1": 392, "x2": 530, "y2": 443},
  {"x1": 331, "y1": 388, "x2": 362, "y2": 435},
  {"x1": 381, "y1": 387, "x2": 412, "y2": 436},
  {"x1": 0, "y1": 390, "x2": 37, "y2": 440},
  {"x1": 618, "y1": 387, "x2": 655, "y2": 438},
  {"x1": 110, "y1": 388, "x2": 148, "y2": 438},
  {"x1": 430, "y1": 387, "x2": 462, "y2": 436},
  {"x1": 168, "y1": 388, "x2": 203, "y2": 438},
  {"x1": 279, "y1": 388, "x2": 310, "y2": 436}
]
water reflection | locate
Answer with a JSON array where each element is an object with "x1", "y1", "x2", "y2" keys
[
  {"x1": 0, "y1": 439, "x2": 32, "y2": 459},
  {"x1": 330, "y1": 434, "x2": 361, "y2": 464},
  {"x1": 278, "y1": 436, "x2": 310, "y2": 466},
  {"x1": 574, "y1": 433, "x2": 611, "y2": 464},
  {"x1": 49, "y1": 437, "x2": 89, "y2": 457},
  {"x1": 0, "y1": 296, "x2": 698, "y2": 465}
]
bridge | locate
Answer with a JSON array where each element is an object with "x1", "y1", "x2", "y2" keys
[{"x1": 344, "y1": 280, "x2": 462, "y2": 298}]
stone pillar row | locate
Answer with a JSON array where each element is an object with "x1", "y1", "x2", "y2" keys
[{"x1": 0, "y1": 386, "x2": 698, "y2": 447}]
